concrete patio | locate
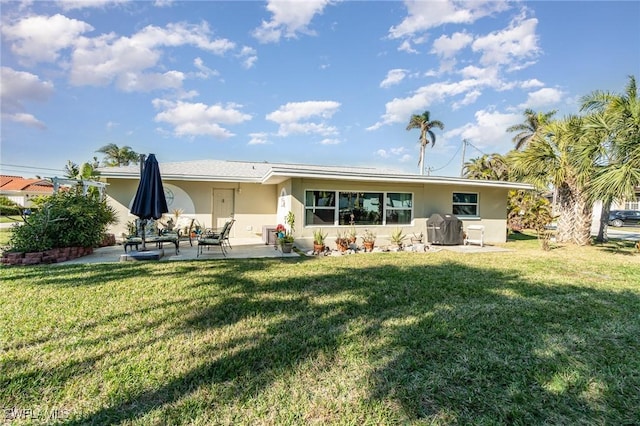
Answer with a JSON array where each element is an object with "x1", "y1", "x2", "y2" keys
[{"x1": 58, "y1": 237, "x2": 510, "y2": 265}]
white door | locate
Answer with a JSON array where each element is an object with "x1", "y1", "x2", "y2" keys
[{"x1": 212, "y1": 189, "x2": 234, "y2": 230}]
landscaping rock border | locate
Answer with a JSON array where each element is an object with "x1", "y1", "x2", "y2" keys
[{"x1": 1, "y1": 246, "x2": 94, "y2": 266}]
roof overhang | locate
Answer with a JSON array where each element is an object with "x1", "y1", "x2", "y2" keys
[
  {"x1": 261, "y1": 166, "x2": 534, "y2": 190},
  {"x1": 99, "y1": 164, "x2": 535, "y2": 191}
]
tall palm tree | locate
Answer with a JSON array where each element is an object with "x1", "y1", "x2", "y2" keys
[
  {"x1": 406, "y1": 111, "x2": 444, "y2": 175},
  {"x1": 579, "y1": 75, "x2": 640, "y2": 242},
  {"x1": 510, "y1": 115, "x2": 593, "y2": 245},
  {"x1": 96, "y1": 143, "x2": 140, "y2": 167},
  {"x1": 507, "y1": 109, "x2": 557, "y2": 150}
]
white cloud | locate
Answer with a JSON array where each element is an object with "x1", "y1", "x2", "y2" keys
[
  {"x1": 389, "y1": 0, "x2": 510, "y2": 39},
  {"x1": 152, "y1": 99, "x2": 251, "y2": 138},
  {"x1": 1, "y1": 14, "x2": 93, "y2": 64},
  {"x1": 368, "y1": 79, "x2": 481, "y2": 130},
  {"x1": 520, "y1": 79, "x2": 544, "y2": 89},
  {"x1": 380, "y1": 69, "x2": 408, "y2": 88},
  {"x1": 0, "y1": 67, "x2": 54, "y2": 128},
  {"x1": 431, "y1": 31, "x2": 473, "y2": 58},
  {"x1": 266, "y1": 100, "x2": 340, "y2": 136},
  {"x1": 253, "y1": 0, "x2": 333, "y2": 43},
  {"x1": 320, "y1": 138, "x2": 341, "y2": 145},
  {"x1": 445, "y1": 108, "x2": 521, "y2": 152},
  {"x1": 375, "y1": 149, "x2": 390, "y2": 158},
  {"x1": 248, "y1": 132, "x2": 269, "y2": 145},
  {"x1": 117, "y1": 70, "x2": 185, "y2": 92},
  {"x1": 472, "y1": 16, "x2": 540, "y2": 69},
  {"x1": 193, "y1": 57, "x2": 219, "y2": 79},
  {"x1": 452, "y1": 89, "x2": 482, "y2": 109},
  {"x1": 237, "y1": 46, "x2": 258, "y2": 69},
  {"x1": 69, "y1": 21, "x2": 235, "y2": 90},
  {"x1": 4, "y1": 112, "x2": 47, "y2": 129},
  {"x1": 520, "y1": 87, "x2": 564, "y2": 108},
  {"x1": 57, "y1": 0, "x2": 128, "y2": 10},
  {"x1": 398, "y1": 39, "x2": 418, "y2": 54}
]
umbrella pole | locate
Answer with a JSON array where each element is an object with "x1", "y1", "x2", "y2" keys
[{"x1": 141, "y1": 220, "x2": 147, "y2": 251}]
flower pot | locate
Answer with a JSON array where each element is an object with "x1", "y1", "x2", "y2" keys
[
  {"x1": 313, "y1": 243, "x2": 325, "y2": 255},
  {"x1": 363, "y1": 241, "x2": 375, "y2": 252},
  {"x1": 281, "y1": 242, "x2": 294, "y2": 253}
]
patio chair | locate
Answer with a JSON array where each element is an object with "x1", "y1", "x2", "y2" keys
[
  {"x1": 123, "y1": 219, "x2": 180, "y2": 255},
  {"x1": 197, "y1": 220, "x2": 232, "y2": 258}
]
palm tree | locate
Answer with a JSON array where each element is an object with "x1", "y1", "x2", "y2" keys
[
  {"x1": 579, "y1": 75, "x2": 640, "y2": 242},
  {"x1": 462, "y1": 153, "x2": 509, "y2": 181},
  {"x1": 510, "y1": 115, "x2": 593, "y2": 245},
  {"x1": 96, "y1": 143, "x2": 140, "y2": 167},
  {"x1": 64, "y1": 159, "x2": 102, "y2": 197},
  {"x1": 406, "y1": 111, "x2": 444, "y2": 175},
  {"x1": 507, "y1": 109, "x2": 557, "y2": 150}
]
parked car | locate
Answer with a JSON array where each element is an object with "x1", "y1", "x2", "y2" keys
[{"x1": 608, "y1": 210, "x2": 640, "y2": 227}]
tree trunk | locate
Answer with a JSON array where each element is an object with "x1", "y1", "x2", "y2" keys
[
  {"x1": 595, "y1": 201, "x2": 611, "y2": 243},
  {"x1": 571, "y1": 188, "x2": 592, "y2": 246},
  {"x1": 555, "y1": 182, "x2": 593, "y2": 246},
  {"x1": 555, "y1": 183, "x2": 574, "y2": 243}
]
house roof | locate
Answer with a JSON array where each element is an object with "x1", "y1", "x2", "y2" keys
[
  {"x1": 0, "y1": 175, "x2": 54, "y2": 193},
  {"x1": 97, "y1": 159, "x2": 534, "y2": 190}
]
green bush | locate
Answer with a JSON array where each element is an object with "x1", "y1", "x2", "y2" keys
[
  {"x1": 8, "y1": 192, "x2": 117, "y2": 252},
  {"x1": 0, "y1": 196, "x2": 23, "y2": 216}
]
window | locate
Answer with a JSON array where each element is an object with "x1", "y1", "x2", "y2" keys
[
  {"x1": 452, "y1": 192, "x2": 478, "y2": 216},
  {"x1": 305, "y1": 190, "x2": 412, "y2": 226},
  {"x1": 386, "y1": 193, "x2": 412, "y2": 224},
  {"x1": 305, "y1": 191, "x2": 335, "y2": 225}
]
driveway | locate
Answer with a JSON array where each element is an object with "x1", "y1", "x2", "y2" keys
[{"x1": 602, "y1": 228, "x2": 640, "y2": 241}]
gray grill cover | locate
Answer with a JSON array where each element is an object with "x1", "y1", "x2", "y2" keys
[{"x1": 426, "y1": 213, "x2": 463, "y2": 245}]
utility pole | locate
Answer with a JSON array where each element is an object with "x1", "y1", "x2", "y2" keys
[{"x1": 460, "y1": 139, "x2": 468, "y2": 177}]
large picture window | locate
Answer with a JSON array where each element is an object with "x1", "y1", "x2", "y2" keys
[
  {"x1": 305, "y1": 190, "x2": 412, "y2": 226},
  {"x1": 452, "y1": 192, "x2": 478, "y2": 216}
]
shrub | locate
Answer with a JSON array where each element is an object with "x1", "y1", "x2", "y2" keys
[
  {"x1": 8, "y1": 192, "x2": 117, "y2": 252},
  {"x1": 0, "y1": 196, "x2": 23, "y2": 216}
]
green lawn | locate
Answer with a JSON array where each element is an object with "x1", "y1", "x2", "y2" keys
[{"x1": 1, "y1": 238, "x2": 639, "y2": 424}]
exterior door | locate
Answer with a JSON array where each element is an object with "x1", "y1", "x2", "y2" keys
[{"x1": 212, "y1": 189, "x2": 234, "y2": 230}]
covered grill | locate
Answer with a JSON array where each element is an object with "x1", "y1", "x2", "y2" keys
[{"x1": 426, "y1": 213, "x2": 464, "y2": 245}]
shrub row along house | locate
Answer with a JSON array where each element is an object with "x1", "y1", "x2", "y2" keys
[{"x1": 98, "y1": 159, "x2": 533, "y2": 250}]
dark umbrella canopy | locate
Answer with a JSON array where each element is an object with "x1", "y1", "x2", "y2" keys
[{"x1": 130, "y1": 154, "x2": 168, "y2": 248}]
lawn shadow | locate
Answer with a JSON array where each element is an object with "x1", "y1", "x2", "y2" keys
[{"x1": 7, "y1": 256, "x2": 638, "y2": 424}]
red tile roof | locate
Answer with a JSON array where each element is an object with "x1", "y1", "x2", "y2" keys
[{"x1": 0, "y1": 175, "x2": 54, "y2": 193}]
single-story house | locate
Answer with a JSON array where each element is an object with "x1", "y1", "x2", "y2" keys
[
  {"x1": 0, "y1": 175, "x2": 54, "y2": 208},
  {"x1": 98, "y1": 159, "x2": 534, "y2": 249}
]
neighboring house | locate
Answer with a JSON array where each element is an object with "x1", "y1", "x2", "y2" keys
[
  {"x1": 0, "y1": 175, "x2": 54, "y2": 207},
  {"x1": 611, "y1": 186, "x2": 640, "y2": 211},
  {"x1": 98, "y1": 159, "x2": 534, "y2": 249}
]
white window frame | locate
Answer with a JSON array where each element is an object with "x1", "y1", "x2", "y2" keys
[
  {"x1": 304, "y1": 189, "x2": 414, "y2": 226},
  {"x1": 452, "y1": 192, "x2": 479, "y2": 217}
]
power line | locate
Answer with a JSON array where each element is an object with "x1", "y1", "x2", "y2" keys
[
  {"x1": 0, "y1": 163, "x2": 67, "y2": 176},
  {"x1": 429, "y1": 141, "x2": 464, "y2": 173}
]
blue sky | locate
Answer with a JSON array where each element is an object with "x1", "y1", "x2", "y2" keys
[{"x1": 1, "y1": 0, "x2": 639, "y2": 178}]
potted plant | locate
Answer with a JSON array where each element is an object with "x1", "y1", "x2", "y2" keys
[
  {"x1": 313, "y1": 229, "x2": 327, "y2": 254},
  {"x1": 276, "y1": 211, "x2": 296, "y2": 253},
  {"x1": 390, "y1": 228, "x2": 406, "y2": 251},
  {"x1": 335, "y1": 231, "x2": 349, "y2": 252},
  {"x1": 410, "y1": 232, "x2": 423, "y2": 244},
  {"x1": 346, "y1": 226, "x2": 357, "y2": 244},
  {"x1": 361, "y1": 229, "x2": 376, "y2": 252}
]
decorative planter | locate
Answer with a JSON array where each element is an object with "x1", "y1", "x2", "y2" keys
[
  {"x1": 313, "y1": 243, "x2": 325, "y2": 255},
  {"x1": 335, "y1": 239, "x2": 349, "y2": 252},
  {"x1": 363, "y1": 241, "x2": 375, "y2": 252},
  {"x1": 281, "y1": 242, "x2": 294, "y2": 253}
]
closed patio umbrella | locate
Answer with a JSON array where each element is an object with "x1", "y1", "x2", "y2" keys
[{"x1": 130, "y1": 154, "x2": 168, "y2": 250}]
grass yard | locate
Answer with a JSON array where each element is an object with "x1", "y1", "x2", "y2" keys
[{"x1": 1, "y1": 237, "x2": 639, "y2": 424}]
